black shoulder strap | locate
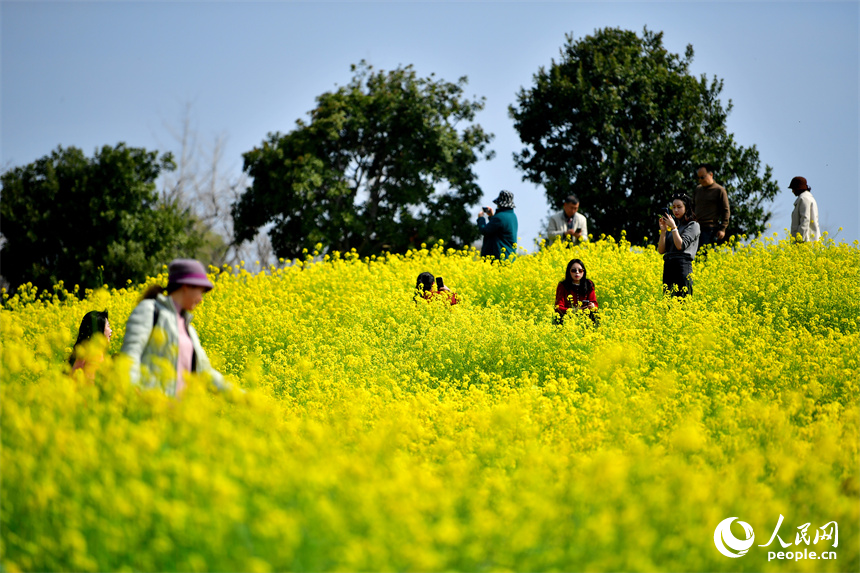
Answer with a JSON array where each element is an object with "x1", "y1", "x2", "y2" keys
[{"x1": 153, "y1": 305, "x2": 160, "y2": 327}]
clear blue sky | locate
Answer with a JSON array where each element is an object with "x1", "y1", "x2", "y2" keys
[{"x1": 3, "y1": 1, "x2": 858, "y2": 250}]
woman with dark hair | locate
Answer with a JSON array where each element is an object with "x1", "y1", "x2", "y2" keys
[
  {"x1": 554, "y1": 258, "x2": 598, "y2": 323},
  {"x1": 658, "y1": 193, "x2": 700, "y2": 297},
  {"x1": 120, "y1": 259, "x2": 230, "y2": 396},
  {"x1": 414, "y1": 271, "x2": 458, "y2": 305},
  {"x1": 69, "y1": 310, "x2": 112, "y2": 379}
]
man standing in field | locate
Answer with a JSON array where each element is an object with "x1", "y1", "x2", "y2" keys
[
  {"x1": 789, "y1": 176, "x2": 821, "y2": 241},
  {"x1": 477, "y1": 190, "x2": 518, "y2": 260},
  {"x1": 693, "y1": 163, "x2": 730, "y2": 250},
  {"x1": 545, "y1": 194, "x2": 589, "y2": 246}
]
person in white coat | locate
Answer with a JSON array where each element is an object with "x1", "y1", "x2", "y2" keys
[
  {"x1": 546, "y1": 194, "x2": 589, "y2": 246},
  {"x1": 789, "y1": 176, "x2": 821, "y2": 242}
]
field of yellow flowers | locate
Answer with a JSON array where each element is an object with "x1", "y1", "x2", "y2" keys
[{"x1": 2, "y1": 234, "x2": 858, "y2": 572}]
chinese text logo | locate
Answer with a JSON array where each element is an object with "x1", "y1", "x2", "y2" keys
[{"x1": 714, "y1": 515, "x2": 838, "y2": 561}]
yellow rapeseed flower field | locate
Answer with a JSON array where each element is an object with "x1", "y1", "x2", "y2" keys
[{"x1": 1, "y1": 234, "x2": 858, "y2": 572}]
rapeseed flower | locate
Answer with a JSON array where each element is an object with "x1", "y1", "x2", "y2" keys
[{"x1": 1, "y1": 234, "x2": 857, "y2": 571}]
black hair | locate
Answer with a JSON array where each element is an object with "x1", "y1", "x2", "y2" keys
[
  {"x1": 561, "y1": 259, "x2": 595, "y2": 297},
  {"x1": 695, "y1": 163, "x2": 715, "y2": 175},
  {"x1": 414, "y1": 272, "x2": 435, "y2": 301},
  {"x1": 564, "y1": 194, "x2": 580, "y2": 205},
  {"x1": 69, "y1": 310, "x2": 109, "y2": 366},
  {"x1": 670, "y1": 193, "x2": 697, "y2": 224}
]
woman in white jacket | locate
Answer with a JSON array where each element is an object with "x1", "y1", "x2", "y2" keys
[{"x1": 120, "y1": 259, "x2": 229, "y2": 396}]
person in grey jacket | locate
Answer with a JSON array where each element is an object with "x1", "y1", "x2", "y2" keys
[
  {"x1": 120, "y1": 259, "x2": 229, "y2": 396},
  {"x1": 658, "y1": 194, "x2": 700, "y2": 297},
  {"x1": 477, "y1": 190, "x2": 519, "y2": 260},
  {"x1": 546, "y1": 194, "x2": 589, "y2": 246}
]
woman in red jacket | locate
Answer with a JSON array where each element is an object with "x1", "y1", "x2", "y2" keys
[
  {"x1": 554, "y1": 258, "x2": 598, "y2": 324},
  {"x1": 415, "y1": 272, "x2": 459, "y2": 305}
]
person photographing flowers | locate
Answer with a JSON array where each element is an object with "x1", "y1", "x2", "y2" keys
[
  {"x1": 414, "y1": 272, "x2": 459, "y2": 306},
  {"x1": 658, "y1": 194, "x2": 700, "y2": 297}
]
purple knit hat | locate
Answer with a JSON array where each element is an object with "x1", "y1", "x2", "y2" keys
[{"x1": 167, "y1": 259, "x2": 214, "y2": 292}]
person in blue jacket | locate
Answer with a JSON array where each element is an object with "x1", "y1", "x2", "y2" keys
[{"x1": 477, "y1": 190, "x2": 519, "y2": 260}]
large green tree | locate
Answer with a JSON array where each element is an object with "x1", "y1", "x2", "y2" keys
[
  {"x1": 510, "y1": 27, "x2": 779, "y2": 243},
  {"x1": 232, "y1": 61, "x2": 494, "y2": 259},
  {"x1": 0, "y1": 143, "x2": 201, "y2": 293}
]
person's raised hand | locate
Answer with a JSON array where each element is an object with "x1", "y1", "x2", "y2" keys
[{"x1": 664, "y1": 214, "x2": 677, "y2": 230}]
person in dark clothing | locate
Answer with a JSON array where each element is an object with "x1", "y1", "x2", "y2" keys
[
  {"x1": 658, "y1": 193, "x2": 700, "y2": 297},
  {"x1": 693, "y1": 163, "x2": 730, "y2": 251},
  {"x1": 477, "y1": 190, "x2": 518, "y2": 260}
]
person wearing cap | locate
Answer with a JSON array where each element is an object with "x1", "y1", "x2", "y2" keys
[
  {"x1": 693, "y1": 163, "x2": 730, "y2": 250},
  {"x1": 789, "y1": 176, "x2": 821, "y2": 242},
  {"x1": 120, "y1": 259, "x2": 230, "y2": 396},
  {"x1": 546, "y1": 194, "x2": 589, "y2": 246},
  {"x1": 477, "y1": 190, "x2": 519, "y2": 260}
]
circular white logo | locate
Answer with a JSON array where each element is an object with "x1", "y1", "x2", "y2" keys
[{"x1": 714, "y1": 517, "x2": 755, "y2": 558}]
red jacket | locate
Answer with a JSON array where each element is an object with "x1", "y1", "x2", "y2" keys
[
  {"x1": 555, "y1": 281, "x2": 597, "y2": 316},
  {"x1": 420, "y1": 290, "x2": 459, "y2": 306}
]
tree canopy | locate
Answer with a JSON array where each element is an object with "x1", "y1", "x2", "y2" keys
[
  {"x1": 232, "y1": 61, "x2": 494, "y2": 259},
  {"x1": 0, "y1": 143, "x2": 201, "y2": 293},
  {"x1": 510, "y1": 27, "x2": 779, "y2": 243}
]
